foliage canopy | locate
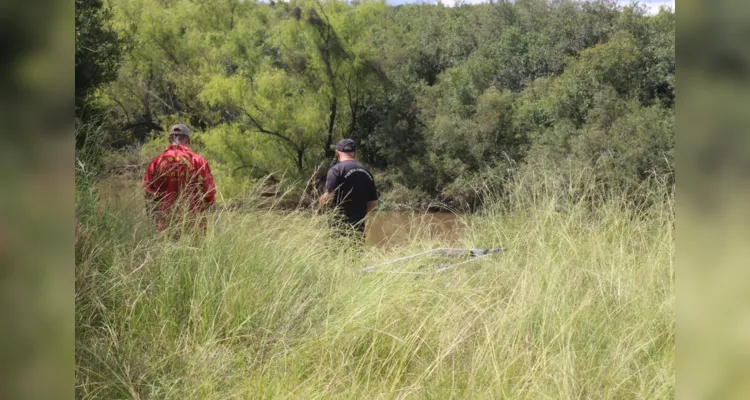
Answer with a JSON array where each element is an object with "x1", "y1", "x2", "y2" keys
[{"x1": 90, "y1": 0, "x2": 674, "y2": 201}]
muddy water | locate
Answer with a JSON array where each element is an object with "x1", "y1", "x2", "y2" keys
[
  {"x1": 365, "y1": 211, "x2": 466, "y2": 247},
  {"x1": 93, "y1": 176, "x2": 466, "y2": 247}
]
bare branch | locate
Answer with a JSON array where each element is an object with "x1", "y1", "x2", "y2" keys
[
  {"x1": 242, "y1": 109, "x2": 301, "y2": 152},
  {"x1": 121, "y1": 120, "x2": 162, "y2": 132}
]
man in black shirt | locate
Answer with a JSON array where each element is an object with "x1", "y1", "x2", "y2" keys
[{"x1": 319, "y1": 138, "x2": 378, "y2": 235}]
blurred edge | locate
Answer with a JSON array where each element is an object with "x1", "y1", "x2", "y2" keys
[
  {"x1": 2, "y1": 0, "x2": 750, "y2": 397},
  {"x1": 679, "y1": 0, "x2": 750, "y2": 399},
  {"x1": 0, "y1": 0, "x2": 74, "y2": 398}
]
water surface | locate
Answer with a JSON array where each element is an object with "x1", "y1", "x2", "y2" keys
[{"x1": 366, "y1": 211, "x2": 465, "y2": 247}]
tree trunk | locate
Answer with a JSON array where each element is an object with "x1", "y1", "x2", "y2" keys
[
  {"x1": 297, "y1": 148, "x2": 305, "y2": 173},
  {"x1": 348, "y1": 96, "x2": 358, "y2": 137},
  {"x1": 324, "y1": 97, "x2": 337, "y2": 159}
]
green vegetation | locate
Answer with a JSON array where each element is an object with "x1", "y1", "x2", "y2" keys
[
  {"x1": 78, "y1": 0, "x2": 674, "y2": 206},
  {"x1": 75, "y1": 166, "x2": 674, "y2": 398},
  {"x1": 75, "y1": 0, "x2": 674, "y2": 397}
]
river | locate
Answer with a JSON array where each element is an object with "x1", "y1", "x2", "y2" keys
[
  {"x1": 365, "y1": 211, "x2": 465, "y2": 247},
  {"x1": 94, "y1": 176, "x2": 467, "y2": 247}
]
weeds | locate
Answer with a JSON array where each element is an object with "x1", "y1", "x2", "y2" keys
[{"x1": 75, "y1": 167, "x2": 674, "y2": 399}]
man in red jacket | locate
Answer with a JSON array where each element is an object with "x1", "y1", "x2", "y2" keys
[{"x1": 144, "y1": 124, "x2": 216, "y2": 233}]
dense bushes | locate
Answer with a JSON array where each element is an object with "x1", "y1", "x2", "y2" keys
[{"x1": 84, "y1": 0, "x2": 674, "y2": 205}]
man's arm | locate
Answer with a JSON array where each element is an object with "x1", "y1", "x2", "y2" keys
[
  {"x1": 366, "y1": 200, "x2": 378, "y2": 214},
  {"x1": 143, "y1": 157, "x2": 160, "y2": 218},
  {"x1": 319, "y1": 167, "x2": 338, "y2": 209},
  {"x1": 144, "y1": 157, "x2": 160, "y2": 201},
  {"x1": 319, "y1": 192, "x2": 332, "y2": 207},
  {"x1": 199, "y1": 159, "x2": 217, "y2": 209}
]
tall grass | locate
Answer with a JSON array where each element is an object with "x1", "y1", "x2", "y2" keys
[{"x1": 75, "y1": 166, "x2": 674, "y2": 399}]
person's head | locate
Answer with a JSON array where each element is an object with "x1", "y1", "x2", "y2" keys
[
  {"x1": 335, "y1": 138, "x2": 356, "y2": 161},
  {"x1": 168, "y1": 123, "x2": 191, "y2": 146}
]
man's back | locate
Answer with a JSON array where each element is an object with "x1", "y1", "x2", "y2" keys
[
  {"x1": 144, "y1": 144, "x2": 216, "y2": 230},
  {"x1": 326, "y1": 160, "x2": 378, "y2": 229}
]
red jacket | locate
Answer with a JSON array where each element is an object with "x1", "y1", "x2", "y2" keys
[{"x1": 144, "y1": 144, "x2": 216, "y2": 231}]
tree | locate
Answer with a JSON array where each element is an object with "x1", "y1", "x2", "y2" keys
[
  {"x1": 200, "y1": 0, "x2": 389, "y2": 176},
  {"x1": 92, "y1": 0, "x2": 675, "y2": 201},
  {"x1": 75, "y1": 0, "x2": 122, "y2": 117}
]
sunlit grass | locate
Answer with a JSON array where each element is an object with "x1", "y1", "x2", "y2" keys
[{"x1": 75, "y1": 168, "x2": 674, "y2": 399}]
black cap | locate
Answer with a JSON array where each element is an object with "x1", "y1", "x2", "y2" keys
[
  {"x1": 336, "y1": 138, "x2": 356, "y2": 153},
  {"x1": 170, "y1": 123, "x2": 191, "y2": 136}
]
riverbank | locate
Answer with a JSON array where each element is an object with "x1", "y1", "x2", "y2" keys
[
  {"x1": 76, "y1": 169, "x2": 674, "y2": 398},
  {"x1": 91, "y1": 172, "x2": 467, "y2": 248},
  {"x1": 92, "y1": 144, "x2": 491, "y2": 214},
  {"x1": 92, "y1": 169, "x2": 477, "y2": 229}
]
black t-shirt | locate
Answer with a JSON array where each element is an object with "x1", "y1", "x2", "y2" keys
[{"x1": 326, "y1": 160, "x2": 378, "y2": 228}]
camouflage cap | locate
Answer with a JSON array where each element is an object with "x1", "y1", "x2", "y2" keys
[{"x1": 169, "y1": 123, "x2": 191, "y2": 136}]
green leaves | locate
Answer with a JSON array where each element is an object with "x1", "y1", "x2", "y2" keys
[
  {"x1": 92, "y1": 0, "x2": 674, "y2": 200},
  {"x1": 75, "y1": 0, "x2": 122, "y2": 114}
]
